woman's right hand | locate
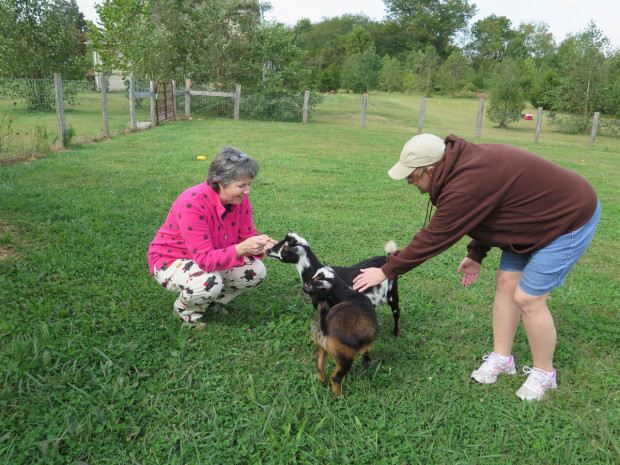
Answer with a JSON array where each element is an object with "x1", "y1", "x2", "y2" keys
[
  {"x1": 236, "y1": 235, "x2": 275, "y2": 256},
  {"x1": 457, "y1": 257, "x2": 481, "y2": 287}
]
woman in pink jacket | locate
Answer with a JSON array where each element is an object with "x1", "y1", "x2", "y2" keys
[{"x1": 148, "y1": 146, "x2": 276, "y2": 328}]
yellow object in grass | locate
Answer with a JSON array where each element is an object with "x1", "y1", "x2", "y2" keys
[{"x1": 196, "y1": 156, "x2": 207, "y2": 161}]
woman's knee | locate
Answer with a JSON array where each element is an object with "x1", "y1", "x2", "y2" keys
[
  {"x1": 239, "y1": 259, "x2": 266, "y2": 288},
  {"x1": 252, "y1": 259, "x2": 267, "y2": 282},
  {"x1": 182, "y1": 270, "x2": 224, "y2": 302},
  {"x1": 513, "y1": 287, "x2": 550, "y2": 315},
  {"x1": 495, "y1": 270, "x2": 521, "y2": 293}
]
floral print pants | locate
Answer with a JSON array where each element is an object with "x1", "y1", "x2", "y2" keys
[{"x1": 153, "y1": 256, "x2": 266, "y2": 325}]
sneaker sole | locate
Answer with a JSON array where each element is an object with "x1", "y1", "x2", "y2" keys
[{"x1": 471, "y1": 368, "x2": 517, "y2": 384}]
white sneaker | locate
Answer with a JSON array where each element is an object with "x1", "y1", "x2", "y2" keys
[
  {"x1": 516, "y1": 367, "x2": 557, "y2": 401},
  {"x1": 471, "y1": 353, "x2": 516, "y2": 384}
]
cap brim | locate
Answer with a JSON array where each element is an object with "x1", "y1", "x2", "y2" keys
[{"x1": 388, "y1": 161, "x2": 414, "y2": 180}]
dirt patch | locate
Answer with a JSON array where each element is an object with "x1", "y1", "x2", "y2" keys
[
  {"x1": 0, "y1": 152, "x2": 46, "y2": 166},
  {"x1": 0, "y1": 221, "x2": 19, "y2": 261},
  {"x1": 342, "y1": 113, "x2": 390, "y2": 121}
]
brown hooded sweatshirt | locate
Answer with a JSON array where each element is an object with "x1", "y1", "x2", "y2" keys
[{"x1": 381, "y1": 135, "x2": 598, "y2": 280}]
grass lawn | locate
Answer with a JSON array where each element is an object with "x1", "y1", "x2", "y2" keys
[{"x1": 0, "y1": 92, "x2": 618, "y2": 464}]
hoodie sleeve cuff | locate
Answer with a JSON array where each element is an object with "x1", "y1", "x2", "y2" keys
[{"x1": 381, "y1": 264, "x2": 397, "y2": 281}]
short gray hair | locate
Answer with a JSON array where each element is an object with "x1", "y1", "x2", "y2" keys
[{"x1": 207, "y1": 146, "x2": 260, "y2": 192}]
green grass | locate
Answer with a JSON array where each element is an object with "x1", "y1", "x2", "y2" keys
[{"x1": 0, "y1": 93, "x2": 618, "y2": 464}]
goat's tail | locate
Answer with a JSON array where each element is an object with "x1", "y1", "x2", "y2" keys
[
  {"x1": 317, "y1": 300, "x2": 331, "y2": 334},
  {"x1": 384, "y1": 240, "x2": 397, "y2": 255}
]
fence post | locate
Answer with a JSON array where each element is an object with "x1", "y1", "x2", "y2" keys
[
  {"x1": 53, "y1": 73, "x2": 67, "y2": 147},
  {"x1": 302, "y1": 89, "x2": 310, "y2": 125},
  {"x1": 418, "y1": 97, "x2": 426, "y2": 133},
  {"x1": 185, "y1": 79, "x2": 191, "y2": 118},
  {"x1": 534, "y1": 106, "x2": 543, "y2": 143},
  {"x1": 172, "y1": 80, "x2": 178, "y2": 120},
  {"x1": 590, "y1": 112, "x2": 600, "y2": 147},
  {"x1": 234, "y1": 84, "x2": 241, "y2": 121},
  {"x1": 100, "y1": 73, "x2": 109, "y2": 138},
  {"x1": 129, "y1": 76, "x2": 137, "y2": 131},
  {"x1": 150, "y1": 81, "x2": 157, "y2": 125},
  {"x1": 475, "y1": 98, "x2": 485, "y2": 139},
  {"x1": 361, "y1": 94, "x2": 368, "y2": 129}
]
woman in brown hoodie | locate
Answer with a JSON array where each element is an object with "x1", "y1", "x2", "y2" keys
[{"x1": 353, "y1": 134, "x2": 600, "y2": 401}]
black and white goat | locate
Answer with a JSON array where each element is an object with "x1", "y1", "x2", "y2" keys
[
  {"x1": 266, "y1": 231, "x2": 402, "y2": 337},
  {"x1": 303, "y1": 266, "x2": 378, "y2": 395}
]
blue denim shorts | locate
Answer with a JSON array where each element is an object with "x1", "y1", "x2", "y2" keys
[{"x1": 499, "y1": 200, "x2": 601, "y2": 296}]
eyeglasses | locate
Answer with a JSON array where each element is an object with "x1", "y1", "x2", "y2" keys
[
  {"x1": 406, "y1": 167, "x2": 426, "y2": 182},
  {"x1": 229, "y1": 153, "x2": 248, "y2": 162}
]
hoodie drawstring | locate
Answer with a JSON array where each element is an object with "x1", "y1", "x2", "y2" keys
[{"x1": 423, "y1": 197, "x2": 434, "y2": 228}]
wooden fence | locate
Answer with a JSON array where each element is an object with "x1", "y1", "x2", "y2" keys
[
  {"x1": 128, "y1": 77, "x2": 313, "y2": 130},
  {"x1": 361, "y1": 93, "x2": 602, "y2": 146},
  {"x1": 46, "y1": 73, "x2": 605, "y2": 148}
]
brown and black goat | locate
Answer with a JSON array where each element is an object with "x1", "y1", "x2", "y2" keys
[
  {"x1": 303, "y1": 266, "x2": 378, "y2": 395},
  {"x1": 266, "y1": 231, "x2": 402, "y2": 337}
]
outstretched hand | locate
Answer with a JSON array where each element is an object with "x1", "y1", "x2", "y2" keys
[
  {"x1": 237, "y1": 235, "x2": 277, "y2": 256},
  {"x1": 352, "y1": 267, "x2": 387, "y2": 293},
  {"x1": 457, "y1": 257, "x2": 481, "y2": 288}
]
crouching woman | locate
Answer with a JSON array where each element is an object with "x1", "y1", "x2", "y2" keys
[{"x1": 148, "y1": 146, "x2": 276, "y2": 328}]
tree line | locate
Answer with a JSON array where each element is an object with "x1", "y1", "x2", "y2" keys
[{"x1": 1, "y1": 0, "x2": 619, "y2": 130}]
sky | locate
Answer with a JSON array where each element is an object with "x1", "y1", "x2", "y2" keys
[{"x1": 76, "y1": 0, "x2": 619, "y2": 50}]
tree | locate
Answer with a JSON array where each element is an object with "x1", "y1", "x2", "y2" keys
[
  {"x1": 508, "y1": 21, "x2": 555, "y2": 64},
  {"x1": 380, "y1": 56, "x2": 404, "y2": 92},
  {"x1": 295, "y1": 14, "x2": 372, "y2": 59},
  {"x1": 529, "y1": 70, "x2": 561, "y2": 110},
  {"x1": 600, "y1": 50, "x2": 620, "y2": 118},
  {"x1": 0, "y1": 0, "x2": 90, "y2": 110},
  {"x1": 0, "y1": 0, "x2": 89, "y2": 79},
  {"x1": 89, "y1": 0, "x2": 263, "y2": 84},
  {"x1": 318, "y1": 63, "x2": 341, "y2": 92},
  {"x1": 466, "y1": 14, "x2": 514, "y2": 71},
  {"x1": 551, "y1": 22, "x2": 611, "y2": 118},
  {"x1": 341, "y1": 45, "x2": 382, "y2": 93},
  {"x1": 88, "y1": 0, "x2": 154, "y2": 77},
  {"x1": 439, "y1": 49, "x2": 468, "y2": 97},
  {"x1": 369, "y1": 19, "x2": 412, "y2": 58},
  {"x1": 406, "y1": 45, "x2": 442, "y2": 96},
  {"x1": 346, "y1": 26, "x2": 373, "y2": 55},
  {"x1": 384, "y1": 0, "x2": 477, "y2": 57},
  {"x1": 247, "y1": 22, "x2": 311, "y2": 92},
  {"x1": 487, "y1": 59, "x2": 526, "y2": 128}
]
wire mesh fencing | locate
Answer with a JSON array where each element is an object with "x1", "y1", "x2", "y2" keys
[
  {"x1": 188, "y1": 85, "x2": 322, "y2": 123},
  {"x1": 1, "y1": 73, "x2": 329, "y2": 161},
  {"x1": 0, "y1": 76, "x2": 141, "y2": 159},
  {"x1": 0, "y1": 77, "x2": 59, "y2": 157}
]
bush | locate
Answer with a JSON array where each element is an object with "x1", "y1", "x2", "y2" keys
[
  {"x1": 0, "y1": 78, "x2": 87, "y2": 112},
  {"x1": 241, "y1": 92, "x2": 323, "y2": 122},
  {"x1": 191, "y1": 91, "x2": 324, "y2": 123}
]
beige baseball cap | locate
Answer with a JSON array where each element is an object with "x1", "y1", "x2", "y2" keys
[{"x1": 388, "y1": 134, "x2": 446, "y2": 180}]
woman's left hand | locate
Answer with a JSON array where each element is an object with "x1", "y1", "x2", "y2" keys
[
  {"x1": 262, "y1": 236, "x2": 277, "y2": 254},
  {"x1": 352, "y1": 267, "x2": 387, "y2": 292}
]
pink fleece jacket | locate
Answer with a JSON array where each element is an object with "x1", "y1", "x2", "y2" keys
[{"x1": 148, "y1": 182, "x2": 258, "y2": 274}]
